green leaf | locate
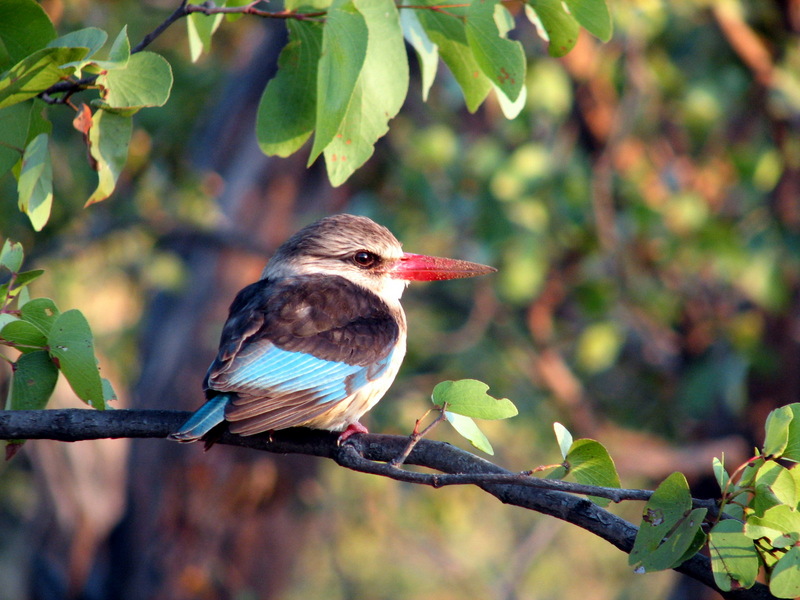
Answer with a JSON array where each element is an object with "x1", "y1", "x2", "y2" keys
[
  {"x1": 0, "y1": 46, "x2": 87, "y2": 109},
  {"x1": 752, "y1": 460, "x2": 797, "y2": 515},
  {"x1": 771, "y1": 546, "x2": 800, "y2": 599},
  {"x1": 0, "y1": 0, "x2": 56, "y2": 68},
  {"x1": 92, "y1": 26, "x2": 130, "y2": 70},
  {"x1": 564, "y1": 438, "x2": 620, "y2": 507},
  {"x1": 739, "y1": 456, "x2": 765, "y2": 488},
  {"x1": 629, "y1": 472, "x2": 707, "y2": 571},
  {"x1": 553, "y1": 421, "x2": 573, "y2": 460},
  {"x1": 563, "y1": 0, "x2": 612, "y2": 42},
  {"x1": 187, "y1": 1, "x2": 225, "y2": 62},
  {"x1": 0, "y1": 239, "x2": 24, "y2": 273},
  {"x1": 708, "y1": 520, "x2": 759, "y2": 592},
  {"x1": 713, "y1": 455, "x2": 730, "y2": 492},
  {"x1": 1, "y1": 319, "x2": 47, "y2": 351},
  {"x1": 9, "y1": 269, "x2": 44, "y2": 291},
  {"x1": 0, "y1": 101, "x2": 32, "y2": 176},
  {"x1": 432, "y1": 379, "x2": 518, "y2": 419},
  {"x1": 257, "y1": 20, "x2": 323, "y2": 157},
  {"x1": 97, "y1": 51, "x2": 173, "y2": 111},
  {"x1": 400, "y1": 3, "x2": 438, "y2": 101},
  {"x1": 16, "y1": 284, "x2": 30, "y2": 308},
  {"x1": 102, "y1": 377, "x2": 117, "y2": 403},
  {"x1": 777, "y1": 404, "x2": 800, "y2": 462},
  {"x1": 308, "y1": 2, "x2": 368, "y2": 164},
  {"x1": 7, "y1": 350, "x2": 58, "y2": 410},
  {"x1": 47, "y1": 309, "x2": 104, "y2": 409},
  {"x1": 47, "y1": 27, "x2": 108, "y2": 65},
  {"x1": 85, "y1": 109, "x2": 132, "y2": 206},
  {"x1": 466, "y1": 0, "x2": 525, "y2": 103},
  {"x1": 321, "y1": 0, "x2": 410, "y2": 186},
  {"x1": 17, "y1": 132, "x2": 53, "y2": 231},
  {"x1": 526, "y1": 0, "x2": 580, "y2": 58},
  {"x1": 765, "y1": 404, "x2": 794, "y2": 457},
  {"x1": 445, "y1": 411, "x2": 494, "y2": 455},
  {"x1": 417, "y1": 2, "x2": 492, "y2": 112},
  {"x1": 20, "y1": 297, "x2": 59, "y2": 335},
  {"x1": 745, "y1": 504, "x2": 800, "y2": 548}
]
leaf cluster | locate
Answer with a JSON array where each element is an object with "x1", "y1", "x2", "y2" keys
[
  {"x1": 0, "y1": 240, "x2": 113, "y2": 417},
  {"x1": 0, "y1": 0, "x2": 611, "y2": 228},
  {"x1": 0, "y1": 0, "x2": 172, "y2": 229},
  {"x1": 628, "y1": 403, "x2": 800, "y2": 598}
]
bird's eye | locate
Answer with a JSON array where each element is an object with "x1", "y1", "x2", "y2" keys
[{"x1": 353, "y1": 251, "x2": 378, "y2": 268}]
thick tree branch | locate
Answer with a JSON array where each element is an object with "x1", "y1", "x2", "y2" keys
[{"x1": 0, "y1": 409, "x2": 776, "y2": 600}]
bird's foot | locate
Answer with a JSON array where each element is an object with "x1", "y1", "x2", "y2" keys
[{"x1": 337, "y1": 421, "x2": 369, "y2": 445}]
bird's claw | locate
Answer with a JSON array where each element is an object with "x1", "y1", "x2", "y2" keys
[{"x1": 337, "y1": 421, "x2": 369, "y2": 446}]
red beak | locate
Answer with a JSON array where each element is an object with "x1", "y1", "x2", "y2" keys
[{"x1": 391, "y1": 252, "x2": 497, "y2": 282}]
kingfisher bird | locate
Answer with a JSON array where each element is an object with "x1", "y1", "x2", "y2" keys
[{"x1": 170, "y1": 214, "x2": 495, "y2": 443}]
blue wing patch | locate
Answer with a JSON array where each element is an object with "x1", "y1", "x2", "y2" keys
[{"x1": 217, "y1": 344, "x2": 395, "y2": 408}]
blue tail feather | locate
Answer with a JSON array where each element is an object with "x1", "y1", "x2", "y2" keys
[{"x1": 170, "y1": 394, "x2": 230, "y2": 442}]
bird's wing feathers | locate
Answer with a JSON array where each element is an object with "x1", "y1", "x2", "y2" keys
[{"x1": 205, "y1": 275, "x2": 400, "y2": 430}]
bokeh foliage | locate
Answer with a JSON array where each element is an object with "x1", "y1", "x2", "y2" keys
[{"x1": 1, "y1": 0, "x2": 800, "y2": 598}]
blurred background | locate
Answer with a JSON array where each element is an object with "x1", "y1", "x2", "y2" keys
[{"x1": 1, "y1": 0, "x2": 799, "y2": 598}]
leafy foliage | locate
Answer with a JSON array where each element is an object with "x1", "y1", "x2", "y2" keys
[
  {"x1": 620, "y1": 403, "x2": 800, "y2": 598},
  {"x1": 0, "y1": 240, "x2": 111, "y2": 412},
  {"x1": 0, "y1": 0, "x2": 610, "y2": 227}
]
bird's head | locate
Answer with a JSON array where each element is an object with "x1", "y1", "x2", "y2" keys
[{"x1": 262, "y1": 214, "x2": 495, "y2": 303}]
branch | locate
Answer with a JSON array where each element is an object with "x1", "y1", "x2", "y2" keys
[{"x1": 0, "y1": 409, "x2": 776, "y2": 600}]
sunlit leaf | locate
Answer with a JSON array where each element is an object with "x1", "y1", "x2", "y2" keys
[
  {"x1": 1, "y1": 319, "x2": 47, "y2": 351},
  {"x1": 0, "y1": 47, "x2": 87, "y2": 109},
  {"x1": 564, "y1": 439, "x2": 620, "y2": 507},
  {"x1": 526, "y1": 0, "x2": 580, "y2": 58},
  {"x1": 20, "y1": 297, "x2": 59, "y2": 335},
  {"x1": 308, "y1": 1, "x2": 368, "y2": 164},
  {"x1": 85, "y1": 109, "x2": 132, "y2": 206},
  {"x1": 320, "y1": 0, "x2": 410, "y2": 186},
  {"x1": 47, "y1": 309, "x2": 104, "y2": 409},
  {"x1": 17, "y1": 133, "x2": 53, "y2": 231},
  {"x1": 257, "y1": 20, "x2": 323, "y2": 157},
  {"x1": 445, "y1": 411, "x2": 494, "y2": 455},
  {"x1": 0, "y1": 240, "x2": 24, "y2": 273},
  {"x1": 92, "y1": 26, "x2": 130, "y2": 70},
  {"x1": 776, "y1": 404, "x2": 800, "y2": 462},
  {"x1": 400, "y1": 3, "x2": 438, "y2": 101},
  {"x1": 7, "y1": 350, "x2": 58, "y2": 410},
  {"x1": 771, "y1": 546, "x2": 800, "y2": 599},
  {"x1": 432, "y1": 379, "x2": 518, "y2": 420},
  {"x1": 752, "y1": 460, "x2": 797, "y2": 516},
  {"x1": 745, "y1": 504, "x2": 800, "y2": 548},
  {"x1": 713, "y1": 455, "x2": 730, "y2": 492},
  {"x1": 764, "y1": 404, "x2": 794, "y2": 457},
  {"x1": 629, "y1": 472, "x2": 707, "y2": 571},
  {"x1": 553, "y1": 422, "x2": 573, "y2": 460},
  {"x1": 47, "y1": 27, "x2": 108, "y2": 70},
  {"x1": 417, "y1": 2, "x2": 491, "y2": 111},
  {"x1": 0, "y1": 0, "x2": 56, "y2": 68},
  {"x1": 466, "y1": 0, "x2": 525, "y2": 103},
  {"x1": 97, "y1": 51, "x2": 173, "y2": 111},
  {"x1": 708, "y1": 520, "x2": 759, "y2": 592},
  {"x1": 187, "y1": 1, "x2": 225, "y2": 62},
  {"x1": 563, "y1": 0, "x2": 613, "y2": 42}
]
